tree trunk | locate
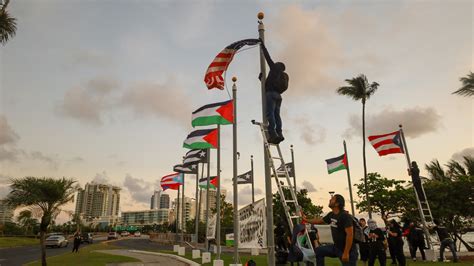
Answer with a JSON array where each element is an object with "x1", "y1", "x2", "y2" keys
[
  {"x1": 362, "y1": 102, "x2": 372, "y2": 218},
  {"x1": 40, "y1": 230, "x2": 47, "y2": 266}
]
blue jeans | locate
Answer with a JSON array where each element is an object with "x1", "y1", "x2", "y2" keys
[
  {"x1": 315, "y1": 244, "x2": 358, "y2": 266},
  {"x1": 440, "y1": 239, "x2": 458, "y2": 262},
  {"x1": 266, "y1": 90, "x2": 282, "y2": 136}
]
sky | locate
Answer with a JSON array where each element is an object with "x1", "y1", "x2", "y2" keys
[{"x1": 0, "y1": 0, "x2": 473, "y2": 223}]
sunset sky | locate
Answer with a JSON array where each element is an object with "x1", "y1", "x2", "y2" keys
[{"x1": 1, "y1": 0, "x2": 472, "y2": 223}]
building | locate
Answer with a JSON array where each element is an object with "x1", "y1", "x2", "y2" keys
[
  {"x1": 0, "y1": 200, "x2": 14, "y2": 224},
  {"x1": 75, "y1": 182, "x2": 121, "y2": 226},
  {"x1": 198, "y1": 189, "x2": 226, "y2": 221},
  {"x1": 150, "y1": 190, "x2": 170, "y2": 210},
  {"x1": 172, "y1": 196, "x2": 196, "y2": 231},
  {"x1": 121, "y1": 209, "x2": 170, "y2": 226}
]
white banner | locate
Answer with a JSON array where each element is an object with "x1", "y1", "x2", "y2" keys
[
  {"x1": 238, "y1": 198, "x2": 266, "y2": 248},
  {"x1": 206, "y1": 214, "x2": 217, "y2": 240}
]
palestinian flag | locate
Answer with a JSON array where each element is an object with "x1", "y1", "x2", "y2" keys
[
  {"x1": 325, "y1": 154, "x2": 348, "y2": 174},
  {"x1": 183, "y1": 128, "x2": 218, "y2": 149},
  {"x1": 198, "y1": 176, "x2": 218, "y2": 189},
  {"x1": 192, "y1": 100, "x2": 233, "y2": 127}
]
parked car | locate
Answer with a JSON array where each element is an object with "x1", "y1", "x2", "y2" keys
[
  {"x1": 45, "y1": 235, "x2": 68, "y2": 248},
  {"x1": 81, "y1": 232, "x2": 93, "y2": 244},
  {"x1": 134, "y1": 231, "x2": 141, "y2": 237},
  {"x1": 120, "y1": 231, "x2": 130, "y2": 237},
  {"x1": 107, "y1": 232, "x2": 119, "y2": 240}
]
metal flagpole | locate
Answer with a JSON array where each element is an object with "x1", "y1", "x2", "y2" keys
[
  {"x1": 181, "y1": 173, "x2": 185, "y2": 241},
  {"x1": 216, "y1": 124, "x2": 221, "y2": 259},
  {"x1": 176, "y1": 185, "x2": 180, "y2": 242},
  {"x1": 251, "y1": 155, "x2": 255, "y2": 204},
  {"x1": 232, "y1": 77, "x2": 240, "y2": 263},
  {"x1": 205, "y1": 150, "x2": 211, "y2": 251},
  {"x1": 399, "y1": 125, "x2": 412, "y2": 169},
  {"x1": 290, "y1": 145, "x2": 297, "y2": 195},
  {"x1": 343, "y1": 140, "x2": 356, "y2": 216},
  {"x1": 258, "y1": 12, "x2": 275, "y2": 265},
  {"x1": 194, "y1": 163, "x2": 200, "y2": 243}
]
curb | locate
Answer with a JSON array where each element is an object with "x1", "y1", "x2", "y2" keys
[{"x1": 129, "y1": 250, "x2": 200, "y2": 266}]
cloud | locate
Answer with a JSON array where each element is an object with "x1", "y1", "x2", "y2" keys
[
  {"x1": 293, "y1": 117, "x2": 326, "y2": 145},
  {"x1": 451, "y1": 147, "x2": 474, "y2": 162},
  {"x1": 272, "y1": 5, "x2": 345, "y2": 97},
  {"x1": 0, "y1": 186, "x2": 10, "y2": 198},
  {"x1": 343, "y1": 106, "x2": 441, "y2": 139},
  {"x1": 68, "y1": 49, "x2": 112, "y2": 68},
  {"x1": 0, "y1": 115, "x2": 20, "y2": 146},
  {"x1": 0, "y1": 147, "x2": 24, "y2": 162},
  {"x1": 92, "y1": 171, "x2": 110, "y2": 184},
  {"x1": 123, "y1": 174, "x2": 154, "y2": 204},
  {"x1": 28, "y1": 151, "x2": 59, "y2": 170},
  {"x1": 236, "y1": 186, "x2": 263, "y2": 204},
  {"x1": 86, "y1": 76, "x2": 118, "y2": 95},
  {"x1": 58, "y1": 86, "x2": 108, "y2": 125},
  {"x1": 120, "y1": 80, "x2": 192, "y2": 122},
  {"x1": 301, "y1": 181, "x2": 317, "y2": 192},
  {"x1": 70, "y1": 156, "x2": 84, "y2": 163}
]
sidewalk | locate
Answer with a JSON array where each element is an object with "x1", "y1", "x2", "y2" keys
[{"x1": 96, "y1": 249, "x2": 199, "y2": 266}]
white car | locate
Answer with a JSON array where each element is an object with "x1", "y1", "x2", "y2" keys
[
  {"x1": 107, "y1": 232, "x2": 119, "y2": 240},
  {"x1": 134, "y1": 231, "x2": 141, "y2": 237},
  {"x1": 45, "y1": 235, "x2": 68, "y2": 248},
  {"x1": 120, "y1": 231, "x2": 130, "y2": 237}
]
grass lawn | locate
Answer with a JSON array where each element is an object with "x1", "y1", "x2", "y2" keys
[
  {"x1": 158, "y1": 249, "x2": 473, "y2": 266},
  {"x1": 0, "y1": 237, "x2": 39, "y2": 248},
  {"x1": 26, "y1": 242, "x2": 140, "y2": 266}
]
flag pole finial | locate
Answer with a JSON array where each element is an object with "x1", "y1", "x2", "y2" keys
[
  {"x1": 232, "y1": 76, "x2": 237, "y2": 82},
  {"x1": 257, "y1": 12, "x2": 264, "y2": 20},
  {"x1": 399, "y1": 124, "x2": 403, "y2": 128}
]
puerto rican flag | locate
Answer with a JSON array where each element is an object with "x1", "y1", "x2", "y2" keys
[
  {"x1": 368, "y1": 130, "x2": 404, "y2": 156},
  {"x1": 204, "y1": 39, "x2": 260, "y2": 90},
  {"x1": 160, "y1": 173, "x2": 183, "y2": 191}
]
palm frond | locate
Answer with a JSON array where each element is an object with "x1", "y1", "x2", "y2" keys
[
  {"x1": 0, "y1": 8, "x2": 17, "y2": 45},
  {"x1": 425, "y1": 159, "x2": 448, "y2": 181},
  {"x1": 462, "y1": 156, "x2": 474, "y2": 176},
  {"x1": 453, "y1": 72, "x2": 474, "y2": 97}
]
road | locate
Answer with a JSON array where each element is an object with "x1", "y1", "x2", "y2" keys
[{"x1": 0, "y1": 236, "x2": 106, "y2": 266}]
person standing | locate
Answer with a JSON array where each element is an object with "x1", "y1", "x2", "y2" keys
[
  {"x1": 367, "y1": 219, "x2": 386, "y2": 266},
  {"x1": 259, "y1": 40, "x2": 289, "y2": 144},
  {"x1": 407, "y1": 222, "x2": 426, "y2": 261},
  {"x1": 302, "y1": 194, "x2": 358, "y2": 266},
  {"x1": 358, "y1": 218, "x2": 370, "y2": 266},
  {"x1": 432, "y1": 219, "x2": 458, "y2": 262},
  {"x1": 383, "y1": 217, "x2": 406, "y2": 266},
  {"x1": 72, "y1": 231, "x2": 81, "y2": 253}
]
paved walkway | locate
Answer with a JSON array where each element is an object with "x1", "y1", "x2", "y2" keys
[{"x1": 96, "y1": 249, "x2": 194, "y2": 266}]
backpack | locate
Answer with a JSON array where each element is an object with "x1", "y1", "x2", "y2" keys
[
  {"x1": 351, "y1": 216, "x2": 366, "y2": 243},
  {"x1": 274, "y1": 72, "x2": 289, "y2": 94}
]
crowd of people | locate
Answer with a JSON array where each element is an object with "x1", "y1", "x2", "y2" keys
[{"x1": 275, "y1": 194, "x2": 459, "y2": 266}]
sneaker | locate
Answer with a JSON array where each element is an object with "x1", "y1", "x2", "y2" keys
[
  {"x1": 275, "y1": 135, "x2": 285, "y2": 144},
  {"x1": 412, "y1": 258, "x2": 417, "y2": 262}
]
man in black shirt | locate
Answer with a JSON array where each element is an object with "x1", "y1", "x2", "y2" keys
[
  {"x1": 432, "y1": 219, "x2": 458, "y2": 262},
  {"x1": 359, "y1": 218, "x2": 370, "y2": 266},
  {"x1": 407, "y1": 222, "x2": 426, "y2": 261},
  {"x1": 367, "y1": 219, "x2": 386, "y2": 266},
  {"x1": 303, "y1": 194, "x2": 358, "y2": 266}
]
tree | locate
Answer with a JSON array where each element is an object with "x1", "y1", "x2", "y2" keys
[
  {"x1": 0, "y1": 0, "x2": 17, "y2": 45},
  {"x1": 425, "y1": 156, "x2": 474, "y2": 181},
  {"x1": 211, "y1": 194, "x2": 234, "y2": 244},
  {"x1": 5, "y1": 177, "x2": 78, "y2": 266},
  {"x1": 355, "y1": 172, "x2": 416, "y2": 219},
  {"x1": 453, "y1": 72, "x2": 474, "y2": 97},
  {"x1": 17, "y1": 210, "x2": 38, "y2": 235},
  {"x1": 337, "y1": 74, "x2": 379, "y2": 218},
  {"x1": 273, "y1": 188, "x2": 323, "y2": 232}
]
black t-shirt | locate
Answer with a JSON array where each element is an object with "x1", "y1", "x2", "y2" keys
[
  {"x1": 309, "y1": 227, "x2": 318, "y2": 243},
  {"x1": 368, "y1": 228, "x2": 385, "y2": 248},
  {"x1": 434, "y1": 225, "x2": 450, "y2": 241},
  {"x1": 323, "y1": 211, "x2": 353, "y2": 251}
]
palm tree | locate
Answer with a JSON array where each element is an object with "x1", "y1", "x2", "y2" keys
[
  {"x1": 426, "y1": 156, "x2": 474, "y2": 180},
  {"x1": 0, "y1": 0, "x2": 17, "y2": 45},
  {"x1": 5, "y1": 177, "x2": 78, "y2": 266},
  {"x1": 453, "y1": 72, "x2": 474, "y2": 97},
  {"x1": 337, "y1": 74, "x2": 379, "y2": 218},
  {"x1": 17, "y1": 209, "x2": 38, "y2": 235}
]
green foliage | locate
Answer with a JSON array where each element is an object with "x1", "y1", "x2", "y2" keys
[
  {"x1": 0, "y1": 0, "x2": 17, "y2": 45},
  {"x1": 453, "y1": 71, "x2": 474, "y2": 97},
  {"x1": 273, "y1": 188, "x2": 323, "y2": 229},
  {"x1": 355, "y1": 172, "x2": 415, "y2": 218},
  {"x1": 337, "y1": 74, "x2": 379, "y2": 104}
]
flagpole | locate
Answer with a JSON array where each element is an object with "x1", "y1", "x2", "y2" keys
[
  {"x1": 251, "y1": 155, "x2": 255, "y2": 204},
  {"x1": 205, "y1": 150, "x2": 211, "y2": 251},
  {"x1": 181, "y1": 172, "x2": 185, "y2": 241},
  {"x1": 216, "y1": 124, "x2": 221, "y2": 259},
  {"x1": 258, "y1": 12, "x2": 275, "y2": 266},
  {"x1": 290, "y1": 145, "x2": 297, "y2": 194},
  {"x1": 176, "y1": 185, "x2": 180, "y2": 242},
  {"x1": 231, "y1": 77, "x2": 240, "y2": 263},
  {"x1": 399, "y1": 125, "x2": 412, "y2": 169},
  {"x1": 343, "y1": 140, "x2": 356, "y2": 216},
  {"x1": 194, "y1": 163, "x2": 200, "y2": 243}
]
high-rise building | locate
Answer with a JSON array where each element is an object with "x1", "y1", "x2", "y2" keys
[
  {"x1": 172, "y1": 196, "x2": 196, "y2": 231},
  {"x1": 75, "y1": 182, "x2": 121, "y2": 225},
  {"x1": 150, "y1": 190, "x2": 170, "y2": 210},
  {"x1": 0, "y1": 200, "x2": 14, "y2": 224},
  {"x1": 121, "y1": 209, "x2": 170, "y2": 226},
  {"x1": 198, "y1": 189, "x2": 226, "y2": 221}
]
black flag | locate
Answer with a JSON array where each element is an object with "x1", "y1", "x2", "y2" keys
[
  {"x1": 276, "y1": 162, "x2": 294, "y2": 177},
  {"x1": 236, "y1": 170, "x2": 253, "y2": 184},
  {"x1": 173, "y1": 163, "x2": 198, "y2": 174},
  {"x1": 183, "y1": 149, "x2": 208, "y2": 167}
]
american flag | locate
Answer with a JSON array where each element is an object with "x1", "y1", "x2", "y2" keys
[
  {"x1": 204, "y1": 39, "x2": 260, "y2": 90},
  {"x1": 368, "y1": 130, "x2": 404, "y2": 156}
]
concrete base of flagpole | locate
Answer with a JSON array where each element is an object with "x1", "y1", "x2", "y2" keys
[
  {"x1": 213, "y1": 259, "x2": 224, "y2": 266},
  {"x1": 178, "y1": 246, "x2": 185, "y2": 256},
  {"x1": 192, "y1": 249, "x2": 201, "y2": 259},
  {"x1": 230, "y1": 264, "x2": 243, "y2": 266},
  {"x1": 202, "y1": 252, "x2": 211, "y2": 264},
  {"x1": 173, "y1": 245, "x2": 179, "y2": 252}
]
